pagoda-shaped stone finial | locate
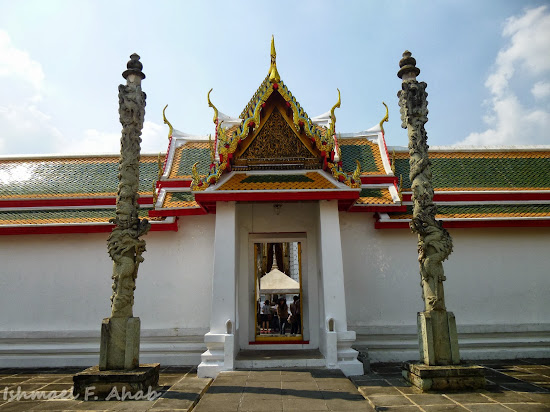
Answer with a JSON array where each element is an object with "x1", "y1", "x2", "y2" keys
[
  {"x1": 397, "y1": 50, "x2": 420, "y2": 81},
  {"x1": 122, "y1": 53, "x2": 146, "y2": 81},
  {"x1": 269, "y1": 35, "x2": 281, "y2": 83}
]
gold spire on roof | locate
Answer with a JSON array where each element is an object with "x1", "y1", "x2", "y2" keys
[
  {"x1": 268, "y1": 35, "x2": 280, "y2": 83},
  {"x1": 162, "y1": 105, "x2": 173, "y2": 139},
  {"x1": 379, "y1": 102, "x2": 389, "y2": 135},
  {"x1": 207, "y1": 88, "x2": 219, "y2": 124}
]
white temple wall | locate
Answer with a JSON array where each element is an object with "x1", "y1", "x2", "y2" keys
[
  {"x1": 0, "y1": 214, "x2": 215, "y2": 367},
  {"x1": 340, "y1": 212, "x2": 550, "y2": 362}
]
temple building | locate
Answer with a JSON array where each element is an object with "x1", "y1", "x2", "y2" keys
[{"x1": 0, "y1": 40, "x2": 549, "y2": 378}]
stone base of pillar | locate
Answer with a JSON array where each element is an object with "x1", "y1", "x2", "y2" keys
[
  {"x1": 99, "y1": 317, "x2": 140, "y2": 370},
  {"x1": 418, "y1": 311, "x2": 460, "y2": 365},
  {"x1": 402, "y1": 362, "x2": 486, "y2": 392},
  {"x1": 197, "y1": 332, "x2": 235, "y2": 378},
  {"x1": 336, "y1": 331, "x2": 364, "y2": 377},
  {"x1": 324, "y1": 329, "x2": 363, "y2": 376},
  {"x1": 73, "y1": 363, "x2": 160, "y2": 399}
]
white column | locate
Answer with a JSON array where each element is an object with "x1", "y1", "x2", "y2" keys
[
  {"x1": 198, "y1": 201, "x2": 236, "y2": 378},
  {"x1": 318, "y1": 200, "x2": 363, "y2": 376}
]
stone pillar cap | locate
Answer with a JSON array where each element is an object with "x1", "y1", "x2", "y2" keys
[
  {"x1": 398, "y1": 50, "x2": 420, "y2": 80},
  {"x1": 122, "y1": 53, "x2": 146, "y2": 80}
]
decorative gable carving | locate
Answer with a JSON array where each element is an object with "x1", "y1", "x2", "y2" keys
[{"x1": 236, "y1": 108, "x2": 320, "y2": 169}]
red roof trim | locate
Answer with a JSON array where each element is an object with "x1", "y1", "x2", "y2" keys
[
  {"x1": 158, "y1": 180, "x2": 192, "y2": 189},
  {"x1": 348, "y1": 205, "x2": 407, "y2": 213},
  {"x1": 360, "y1": 176, "x2": 398, "y2": 185}
]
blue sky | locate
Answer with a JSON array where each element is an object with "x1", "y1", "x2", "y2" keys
[{"x1": 0, "y1": 0, "x2": 548, "y2": 155}]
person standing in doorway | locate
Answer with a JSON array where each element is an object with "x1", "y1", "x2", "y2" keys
[
  {"x1": 277, "y1": 297, "x2": 289, "y2": 335},
  {"x1": 290, "y1": 295, "x2": 301, "y2": 335},
  {"x1": 261, "y1": 299, "x2": 271, "y2": 334}
]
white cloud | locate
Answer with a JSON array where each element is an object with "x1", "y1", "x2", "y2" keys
[
  {"x1": 0, "y1": 103, "x2": 63, "y2": 154},
  {"x1": 53, "y1": 121, "x2": 167, "y2": 155},
  {"x1": 141, "y1": 121, "x2": 168, "y2": 153},
  {"x1": 458, "y1": 6, "x2": 550, "y2": 146},
  {"x1": 0, "y1": 30, "x2": 44, "y2": 92},
  {"x1": 0, "y1": 30, "x2": 61, "y2": 154},
  {"x1": 532, "y1": 81, "x2": 550, "y2": 100}
]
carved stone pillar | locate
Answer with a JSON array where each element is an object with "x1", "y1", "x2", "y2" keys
[
  {"x1": 73, "y1": 54, "x2": 159, "y2": 398},
  {"x1": 398, "y1": 51, "x2": 485, "y2": 391}
]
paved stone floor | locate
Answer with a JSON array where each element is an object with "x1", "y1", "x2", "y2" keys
[
  {"x1": 353, "y1": 359, "x2": 550, "y2": 411},
  {"x1": 194, "y1": 369, "x2": 371, "y2": 411},
  {"x1": 0, "y1": 359, "x2": 548, "y2": 411}
]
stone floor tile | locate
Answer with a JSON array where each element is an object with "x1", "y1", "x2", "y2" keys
[
  {"x1": 523, "y1": 392, "x2": 550, "y2": 403},
  {"x1": 406, "y1": 393, "x2": 456, "y2": 406},
  {"x1": 157, "y1": 376, "x2": 182, "y2": 386},
  {"x1": 465, "y1": 404, "x2": 513, "y2": 411},
  {"x1": 281, "y1": 388, "x2": 324, "y2": 400},
  {"x1": 247, "y1": 381, "x2": 281, "y2": 389},
  {"x1": 0, "y1": 401, "x2": 48, "y2": 411},
  {"x1": 321, "y1": 391, "x2": 364, "y2": 401},
  {"x1": 241, "y1": 391, "x2": 282, "y2": 401},
  {"x1": 60, "y1": 400, "x2": 117, "y2": 410},
  {"x1": 445, "y1": 392, "x2": 496, "y2": 404},
  {"x1": 205, "y1": 384, "x2": 244, "y2": 394},
  {"x1": 149, "y1": 397, "x2": 196, "y2": 410},
  {"x1": 324, "y1": 398, "x2": 372, "y2": 411},
  {"x1": 502, "y1": 404, "x2": 550, "y2": 412},
  {"x1": 110, "y1": 400, "x2": 156, "y2": 411},
  {"x1": 240, "y1": 398, "x2": 283, "y2": 411},
  {"x1": 500, "y1": 382, "x2": 548, "y2": 392},
  {"x1": 483, "y1": 391, "x2": 538, "y2": 403},
  {"x1": 421, "y1": 406, "x2": 468, "y2": 411},
  {"x1": 38, "y1": 384, "x2": 74, "y2": 392},
  {"x1": 281, "y1": 381, "x2": 318, "y2": 390},
  {"x1": 357, "y1": 385, "x2": 402, "y2": 396},
  {"x1": 0, "y1": 378, "x2": 32, "y2": 384},
  {"x1": 282, "y1": 397, "x2": 328, "y2": 411},
  {"x1": 28, "y1": 400, "x2": 82, "y2": 410},
  {"x1": 367, "y1": 394, "x2": 414, "y2": 407},
  {"x1": 192, "y1": 397, "x2": 242, "y2": 411}
]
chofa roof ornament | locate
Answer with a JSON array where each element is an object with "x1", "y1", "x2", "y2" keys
[{"x1": 268, "y1": 35, "x2": 280, "y2": 84}]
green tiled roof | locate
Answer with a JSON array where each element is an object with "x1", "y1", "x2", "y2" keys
[
  {"x1": 393, "y1": 204, "x2": 550, "y2": 217},
  {"x1": 394, "y1": 157, "x2": 550, "y2": 189},
  {"x1": 176, "y1": 148, "x2": 211, "y2": 177},
  {"x1": 170, "y1": 192, "x2": 196, "y2": 202},
  {"x1": 341, "y1": 145, "x2": 377, "y2": 174},
  {"x1": 359, "y1": 188, "x2": 384, "y2": 198},
  {"x1": 241, "y1": 175, "x2": 314, "y2": 184},
  {"x1": 0, "y1": 158, "x2": 158, "y2": 198},
  {"x1": 0, "y1": 207, "x2": 153, "y2": 224},
  {"x1": 437, "y1": 204, "x2": 550, "y2": 215}
]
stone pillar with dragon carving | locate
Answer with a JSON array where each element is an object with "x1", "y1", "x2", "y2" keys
[
  {"x1": 98, "y1": 53, "x2": 151, "y2": 371},
  {"x1": 398, "y1": 51, "x2": 485, "y2": 391},
  {"x1": 73, "y1": 54, "x2": 159, "y2": 398},
  {"x1": 397, "y1": 50, "x2": 459, "y2": 367}
]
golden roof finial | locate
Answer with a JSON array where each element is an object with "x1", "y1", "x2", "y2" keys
[
  {"x1": 162, "y1": 105, "x2": 173, "y2": 139},
  {"x1": 269, "y1": 35, "x2": 280, "y2": 83},
  {"x1": 330, "y1": 89, "x2": 341, "y2": 122},
  {"x1": 379, "y1": 102, "x2": 389, "y2": 135},
  {"x1": 207, "y1": 88, "x2": 219, "y2": 124}
]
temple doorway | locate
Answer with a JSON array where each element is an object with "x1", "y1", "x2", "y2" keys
[{"x1": 253, "y1": 241, "x2": 304, "y2": 342}]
